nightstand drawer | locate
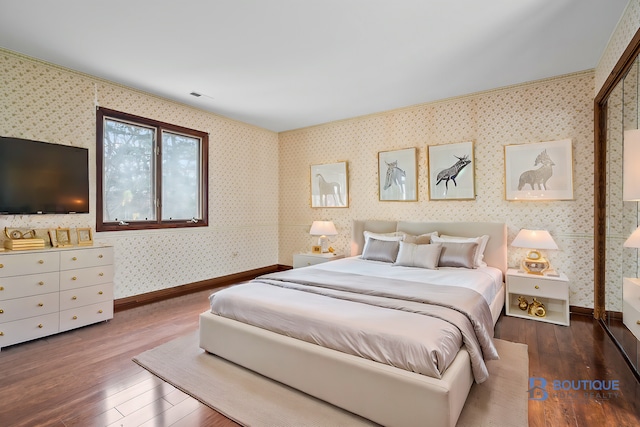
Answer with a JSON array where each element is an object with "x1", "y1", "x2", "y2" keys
[
  {"x1": 507, "y1": 277, "x2": 567, "y2": 300},
  {"x1": 293, "y1": 253, "x2": 344, "y2": 268}
]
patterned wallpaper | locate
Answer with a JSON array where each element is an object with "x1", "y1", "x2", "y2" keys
[
  {"x1": 279, "y1": 72, "x2": 596, "y2": 308},
  {"x1": 0, "y1": 50, "x2": 279, "y2": 299}
]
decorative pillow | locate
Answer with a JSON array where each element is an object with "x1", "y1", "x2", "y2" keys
[
  {"x1": 402, "y1": 231, "x2": 438, "y2": 245},
  {"x1": 362, "y1": 231, "x2": 404, "y2": 254},
  {"x1": 393, "y1": 242, "x2": 442, "y2": 269},
  {"x1": 437, "y1": 242, "x2": 479, "y2": 269},
  {"x1": 432, "y1": 234, "x2": 489, "y2": 267},
  {"x1": 361, "y1": 237, "x2": 400, "y2": 263}
]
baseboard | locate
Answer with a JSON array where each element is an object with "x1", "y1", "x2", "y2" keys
[
  {"x1": 570, "y1": 306, "x2": 595, "y2": 317},
  {"x1": 114, "y1": 264, "x2": 291, "y2": 312}
]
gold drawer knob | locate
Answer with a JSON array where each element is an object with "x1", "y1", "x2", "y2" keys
[
  {"x1": 38, "y1": 260, "x2": 44, "y2": 264},
  {"x1": 99, "y1": 272, "x2": 104, "y2": 277},
  {"x1": 98, "y1": 254, "x2": 103, "y2": 258},
  {"x1": 98, "y1": 291, "x2": 103, "y2": 295},
  {"x1": 0, "y1": 331, "x2": 3, "y2": 336},
  {"x1": 38, "y1": 281, "x2": 44, "y2": 286},
  {"x1": 38, "y1": 324, "x2": 43, "y2": 328},
  {"x1": 534, "y1": 285, "x2": 539, "y2": 289},
  {"x1": 38, "y1": 303, "x2": 44, "y2": 307},
  {"x1": 0, "y1": 264, "x2": 3, "y2": 268},
  {"x1": 0, "y1": 309, "x2": 3, "y2": 314},
  {"x1": 72, "y1": 316, "x2": 77, "y2": 320},
  {"x1": 72, "y1": 277, "x2": 77, "y2": 281},
  {"x1": 0, "y1": 286, "x2": 3, "y2": 291},
  {"x1": 637, "y1": 320, "x2": 640, "y2": 325},
  {"x1": 72, "y1": 296, "x2": 77, "y2": 300},
  {"x1": 98, "y1": 309, "x2": 103, "y2": 314},
  {"x1": 72, "y1": 257, "x2": 77, "y2": 261}
]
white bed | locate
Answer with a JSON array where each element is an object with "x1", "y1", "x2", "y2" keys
[{"x1": 199, "y1": 220, "x2": 507, "y2": 427}]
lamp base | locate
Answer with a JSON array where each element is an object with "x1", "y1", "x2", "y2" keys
[
  {"x1": 317, "y1": 235, "x2": 329, "y2": 253},
  {"x1": 521, "y1": 257, "x2": 550, "y2": 275}
]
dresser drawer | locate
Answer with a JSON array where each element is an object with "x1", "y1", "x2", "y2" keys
[
  {"x1": 0, "y1": 272, "x2": 60, "y2": 300},
  {"x1": 0, "y1": 312, "x2": 59, "y2": 348},
  {"x1": 0, "y1": 252, "x2": 60, "y2": 278},
  {"x1": 60, "y1": 283, "x2": 114, "y2": 310},
  {"x1": 507, "y1": 277, "x2": 568, "y2": 300},
  {"x1": 59, "y1": 301, "x2": 113, "y2": 332},
  {"x1": 60, "y1": 247, "x2": 113, "y2": 270},
  {"x1": 60, "y1": 265, "x2": 114, "y2": 291},
  {"x1": 0, "y1": 292, "x2": 59, "y2": 323}
]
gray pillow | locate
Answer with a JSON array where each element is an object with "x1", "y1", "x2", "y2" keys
[
  {"x1": 394, "y1": 242, "x2": 442, "y2": 269},
  {"x1": 361, "y1": 238, "x2": 400, "y2": 263},
  {"x1": 438, "y1": 242, "x2": 478, "y2": 269}
]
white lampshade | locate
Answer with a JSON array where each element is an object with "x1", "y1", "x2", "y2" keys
[
  {"x1": 624, "y1": 226, "x2": 640, "y2": 248},
  {"x1": 623, "y1": 129, "x2": 640, "y2": 201},
  {"x1": 511, "y1": 229, "x2": 558, "y2": 250},
  {"x1": 309, "y1": 220, "x2": 337, "y2": 253}
]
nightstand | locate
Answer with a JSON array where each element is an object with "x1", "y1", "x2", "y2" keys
[
  {"x1": 505, "y1": 268, "x2": 569, "y2": 326},
  {"x1": 293, "y1": 252, "x2": 344, "y2": 268}
]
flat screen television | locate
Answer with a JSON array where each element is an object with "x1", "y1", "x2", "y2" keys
[{"x1": 0, "y1": 136, "x2": 89, "y2": 214}]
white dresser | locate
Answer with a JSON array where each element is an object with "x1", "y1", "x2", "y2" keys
[{"x1": 0, "y1": 246, "x2": 114, "y2": 350}]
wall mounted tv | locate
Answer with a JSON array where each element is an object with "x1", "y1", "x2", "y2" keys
[{"x1": 0, "y1": 136, "x2": 89, "y2": 214}]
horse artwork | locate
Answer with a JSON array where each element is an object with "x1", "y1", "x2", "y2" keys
[
  {"x1": 383, "y1": 160, "x2": 406, "y2": 196},
  {"x1": 518, "y1": 149, "x2": 555, "y2": 190},
  {"x1": 315, "y1": 173, "x2": 344, "y2": 207},
  {"x1": 378, "y1": 147, "x2": 417, "y2": 201},
  {"x1": 435, "y1": 155, "x2": 471, "y2": 192}
]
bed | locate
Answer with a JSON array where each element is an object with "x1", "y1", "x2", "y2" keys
[{"x1": 199, "y1": 220, "x2": 507, "y2": 427}]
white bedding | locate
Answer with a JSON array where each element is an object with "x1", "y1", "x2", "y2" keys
[
  {"x1": 209, "y1": 257, "x2": 499, "y2": 383},
  {"x1": 312, "y1": 256, "x2": 503, "y2": 304}
]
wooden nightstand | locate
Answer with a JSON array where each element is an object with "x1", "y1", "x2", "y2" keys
[
  {"x1": 293, "y1": 252, "x2": 344, "y2": 268},
  {"x1": 505, "y1": 268, "x2": 569, "y2": 326}
]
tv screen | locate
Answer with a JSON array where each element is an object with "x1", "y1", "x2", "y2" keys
[{"x1": 0, "y1": 136, "x2": 89, "y2": 214}]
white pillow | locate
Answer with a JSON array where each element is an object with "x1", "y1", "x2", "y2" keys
[
  {"x1": 362, "y1": 231, "x2": 404, "y2": 254},
  {"x1": 432, "y1": 234, "x2": 489, "y2": 267},
  {"x1": 393, "y1": 242, "x2": 442, "y2": 269}
]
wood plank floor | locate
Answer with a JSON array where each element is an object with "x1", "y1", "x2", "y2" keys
[{"x1": 1, "y1": 286, "x2": 639, "y2": 427}]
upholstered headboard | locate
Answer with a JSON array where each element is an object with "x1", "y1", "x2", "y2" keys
[{"x1": 351, "y1": 220, "x2": 507, "y2": 275}]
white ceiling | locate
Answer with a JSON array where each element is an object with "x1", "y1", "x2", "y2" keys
[{"x1": 0, "y1": 0, "x2": 630, "y2": 132}]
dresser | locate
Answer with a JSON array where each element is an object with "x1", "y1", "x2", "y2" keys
[{"x1": 0, "y1": 246, "x2": 114, "y2": 350}]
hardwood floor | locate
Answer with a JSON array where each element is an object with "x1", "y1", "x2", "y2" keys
[{"x1": 1, "y1": 286, "x2": 639, "y2": 427}]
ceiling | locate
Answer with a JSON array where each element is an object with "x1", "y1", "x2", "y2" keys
[{"x1": 0, "y1": 0, "x2": 630, "y2": 132}]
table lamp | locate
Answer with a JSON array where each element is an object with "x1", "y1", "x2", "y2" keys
[
  {"x1": 310, "y1": 220, "x2": 338, "y2": 253},
  {"x1": 511, "y1": 229, "x2": 558, "y2": 275}
]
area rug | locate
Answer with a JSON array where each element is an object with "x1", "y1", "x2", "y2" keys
[{"x1": 133, "y1": 332, "x2": 528, "y2": 426}]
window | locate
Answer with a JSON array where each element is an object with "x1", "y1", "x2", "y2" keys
[{"x1": 96, "y1": 108, "x2": 208, "y2": 231}]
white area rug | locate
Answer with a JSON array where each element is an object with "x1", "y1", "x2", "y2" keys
[{"x1": 134, "y1": 332, "x2": 528, "y2": 426}]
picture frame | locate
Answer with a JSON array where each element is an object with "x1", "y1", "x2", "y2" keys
[
  {"x1": 48, "y1": 229, "x2": 58, "y2": 247},
  {"x1": 378, "y1": 147, "x2": 418, "y2": 201},
  {"x1": 77, "y1": 227, "x2": 93, "y2": 246},
  {"x1": 310, "y1": 161, "x2": 349, "y2": 208},
  {"x1": 427, "y1": 141, "x2": 475, "y2": 200},
  {"x1": 504, "y1": 139, "x2": 574, "y2": 201},
  {"x1": 311, "y1": 245, "x2": 322, "y2": 254},
  {"x1": 54, "y1": 228, "x2": 72, "y2": 247}
]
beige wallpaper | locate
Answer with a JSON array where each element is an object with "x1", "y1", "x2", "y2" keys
[
  {"x1": 0, "y1": 50, "x2": 280, "y2": 299},
  {"x1": 279, "y1": 72, "x2": 596, "y2": 308}
]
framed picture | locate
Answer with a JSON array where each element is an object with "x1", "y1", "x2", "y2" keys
[
  {"x1": 378, "y1": 147, "x2": 418, "y2": 201},
  {"x1": 310, "y1": 161, "x2": 349, "y2": 208},
  {"x1": 54, "y1": 228, "x2": 72, "y2": 247},
  {"x1": 311, "y1": 245, "x2": 322, "y2": 254},
  {"x1": 504, "y1": 139, "x2": 574, "y2": 201},
  {"x1": 427, "y1": 141, "x2": 475, "y2": 200},
  {"x1": 77, "y1": 227, "x2": 93, "y2": 246}
]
